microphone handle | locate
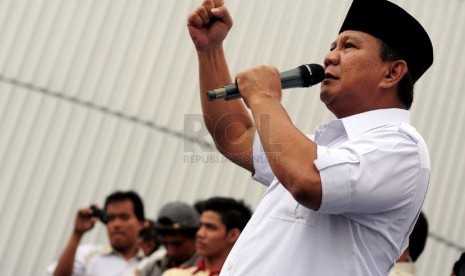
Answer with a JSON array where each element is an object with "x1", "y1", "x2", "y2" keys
[
  {"x1": 279, "y1": 67, "x2": 306, "y2": 89},
  {"x1": 207, "y1": 83, "x2": 241, "y2": 101},
  {"x1": 206, "y1": 67, "x2": 305, "y2": 102}
]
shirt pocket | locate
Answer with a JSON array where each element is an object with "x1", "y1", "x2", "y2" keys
[
  {"x1": 294, "y1": 203, "x2": 319, "y2": 227},
  {"x1": 267, "y1": 183, "x2": 319, "y2": 227}
]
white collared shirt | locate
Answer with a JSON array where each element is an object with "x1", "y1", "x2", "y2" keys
[
  {"x1": 221, "y1": 109, "x2": 430, "y2": 276},
  {"x1": 48, "y1": 244, "x2": 143, "y2": 276}
]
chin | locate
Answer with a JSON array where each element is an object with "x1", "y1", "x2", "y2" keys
[
  {"x1": 111, "y1": 244, "x2": 125, "y2": 251},
  {"x1": 196, "y1": 248, "x2": 207, "y2": 256},
  {"x1": 110, "y1": 239, "x2": 127, "y2": 249},
  {"x1": 319, "y1": 93, "x2": 332, "y2": 106}
]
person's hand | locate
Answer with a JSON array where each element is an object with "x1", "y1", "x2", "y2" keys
[
  {"x1": 73, "y1": 207, "x2": 98, "y2": 236},
  {"x1": 187, "y1": 0, "x2": 233, "y2": 51},
  {"x1": 236, "y1": 65, "x2": 282, "y2": 108}
]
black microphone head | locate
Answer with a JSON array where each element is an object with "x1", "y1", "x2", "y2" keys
[{"x1": 299, "y1": 64, "x2": 325, "y2": 87}]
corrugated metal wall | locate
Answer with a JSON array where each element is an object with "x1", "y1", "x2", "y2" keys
[{"x1": 0, "y1": 0, "x2": 463, "y2": 275}]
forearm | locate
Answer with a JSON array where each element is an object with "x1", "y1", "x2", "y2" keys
[
  {"x1": 53, "y1": 232, "x2": 82, "y2": 276},
  {"x1": 197, "y1": 47, "x2": 255, "y2": 170},
  {"x1": 250, "y1": 98, "x2": 322, "y2": 210},
  {"x1": 198, "y1": 46, "x2": 252, "y2": 131}
]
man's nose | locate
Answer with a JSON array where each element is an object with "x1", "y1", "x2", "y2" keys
[
  {"x1": 196, "y1": 226, "x2": 205, "y2": 238},
  {"x1": 324, "y1": 49, "x2": 339, "y2": 68}
]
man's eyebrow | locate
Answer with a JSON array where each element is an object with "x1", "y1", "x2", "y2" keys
[
  {"x1": 330, "y1": 34, "x2": 363, "y2": 50},
  {"x1": 346, "y1": 35, "x2": 362, "y2": 44}
]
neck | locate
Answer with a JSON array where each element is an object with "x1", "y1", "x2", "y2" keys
[
  {"x1": 204, "y1": 250, "x2": 230, "y2": 271},
  {"x1": 117, "y1": 246, "x2": 138, "y2": 260},
  {"x1": 331, "y1": 89, "x2": 406, "y2": 119}
]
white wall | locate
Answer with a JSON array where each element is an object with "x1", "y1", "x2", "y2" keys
[{"x1": 0, "y1": 0, "x2": 464, "y2": 275}]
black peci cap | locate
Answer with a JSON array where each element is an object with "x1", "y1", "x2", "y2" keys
[{"x1": 339, "y1": 0, "x2": 433, "y2": 83}]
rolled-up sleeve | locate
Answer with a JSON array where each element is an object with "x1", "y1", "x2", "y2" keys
[
  {"x1": 315, "y1": 145, "x2": 362, "y2": 213},
  {"x1": 252, "y1": 132, "x2": 275, "y2": 186},
  {"x1": 315, "y1": 131, "x2": 423, "y2": 215}
]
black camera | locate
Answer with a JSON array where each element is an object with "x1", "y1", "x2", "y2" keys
[{"x1": 90, "y1": 205, "x2": 111, "y2": 224}]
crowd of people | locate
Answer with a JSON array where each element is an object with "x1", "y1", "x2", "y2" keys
[
  {"x1": 47, "y1": 190, "x2": 252, "y2": 276},
  {"x1": 46, "y1": 190, "x2": 464, "y2": 276},
  {"x1": 46, "y1": 0, "x2": 462, "y2": 275}
]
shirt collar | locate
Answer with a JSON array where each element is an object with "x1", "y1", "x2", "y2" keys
[
  {"x1": 340, "y1": 108, "x2": 410, "y2": 140},
  {"x1": 102, "y1": 245, "x2": 115, "y2": 256},
  {"x1": 162, "y1": 253, "x2": 201, "y2": 269},
  {"x1": 102, "y1": 245, "x2": 145, "y2": 260},
  {"x1": 194, "y1": 259, "x2": 221, "y2": 276}
]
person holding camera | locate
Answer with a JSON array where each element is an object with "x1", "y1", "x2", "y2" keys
[{"x1": 48, "y1": 190, "x2": 146, "y2": 276}]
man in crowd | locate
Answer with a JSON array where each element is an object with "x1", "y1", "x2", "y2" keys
[
  {"x1": 187, "y1": 0, "x2": 433, "y2": 275},
  {"x1": 48, "y1": 190, "x2": 146, "y2": 276},
  {"x1": 136, "y1": 201, "x2": 201, "y2": 276},
  {"x1": 138, "y1": 219, "x2": 163, "y2": 257},
  {"x1": 162, "y1": 197, "x2": 252, "y2": 276}
]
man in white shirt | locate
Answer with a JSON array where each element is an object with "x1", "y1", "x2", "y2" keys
[
  {"x1": 187, "y1": 0, "x2": 433, "y2": 275},
  {"x1": 48, "y1": 190, "x2": 145, "y2": 276}
]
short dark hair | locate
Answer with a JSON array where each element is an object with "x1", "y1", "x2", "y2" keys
[
  {"x1": 104, "y1": 190, "x2": 145, "y2": 222},
  {"x1": 139, "y1": 219, "x2": 160, "y2": 253},
  {"x1": 453, "y1": 252, "x2": 465, "y2": 276},
  {"x1": 409, "y1": 211, "x2": 428, "y2": 262},
  {"x1": 379, "y1": 40, "x2": 415, "y2": 110},
  {"x1": 200, "y1": 197, "x2": 252, "y2": 232},
  {"x1": 139, "y1": 219, "x2": 159, "y2": 240}
]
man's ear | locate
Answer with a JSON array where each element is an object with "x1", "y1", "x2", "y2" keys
[
  {"x1": 380, "y1": 60, "x2": 408, "y2": 89},
  {"x1": 396, "y1": 248, "x2": 411, "y2": 262},
  {"x1": 227, "y1": 228, "x2": 241, "y2": 244}
]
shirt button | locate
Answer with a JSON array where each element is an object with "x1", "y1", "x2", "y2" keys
[{"x1": 348, "y1": 154, "x2": 358, "y2": 161}]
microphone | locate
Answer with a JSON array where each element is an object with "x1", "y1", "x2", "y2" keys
[{"x1": 207, "y1": 63, "x2": 325, "y2": 101}]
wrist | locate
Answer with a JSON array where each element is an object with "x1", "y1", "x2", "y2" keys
[
  {"x1": 72, "y1": 229, "x2": 85, "y2": 239},
  {"x1": 248, "y1": 96, "x2": 281, "y2": 110},
  {"x1": 197, "y1": 44, "x2": 225, "y2": 59}
]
